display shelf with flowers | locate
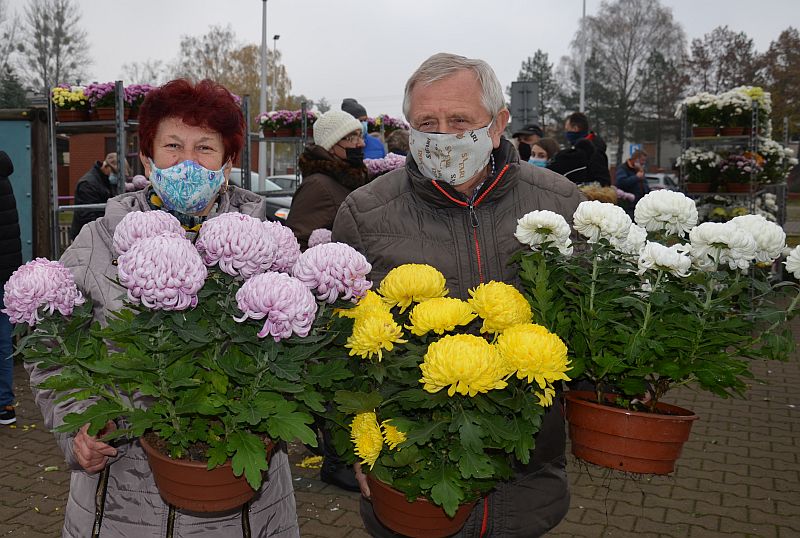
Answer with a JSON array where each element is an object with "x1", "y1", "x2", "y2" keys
[
  {"x1": 676, "y1": 92, "x2": 719, "y2": 136},
  {"x1": 513, "y1": 192, "x2": 799, "y2": 473},
  {"x1": 51, "y1": 85, "x2": 90, "y2": 121},
  {"x1": 257, "y1": 110, "x2": 316, "y2": 138},
  {"x1": 123, "y1": 84, "x2": 156, "y2": 119},
  {"x1": 4, "y1": 211, "x2": 370, "y2": 512},
  {"x1": 759, "y1": 138, "x2": 798, "y2": 185},
  {"x1": 316, "y1": 264, "x2": 570, "y2": 534},
  {"x1": 718, "y1": 152, "x2": 764, "y2": 192},
  {"x1": 677, "y1": 147, "x2": 722, "y2": 192},
  {"x1": 367, "y1": 114, "x2": 410, "y2": 135},
  {"x1": 85, "y1": 81, "x2": 126, "y2": 120}
]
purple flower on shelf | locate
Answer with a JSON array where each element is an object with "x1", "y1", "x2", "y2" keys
[
  {"x1": 117, "y1": 232, "x2": 207, "y2": 311},
  {"x1": 112, "y1": 210, "x2": 184, "y2": 256},
  {"x1": 2, "y1": 259, "x2": 86, "y2": 326},
  {"x1": 124, "y1": 84, "x2": 156, "y2": 107},
  {"x1": 195, "y1": 213, "x2": 277, "y2": 279},
  {"x1": 292, "y1": 242, "x2": 372, "y2": 303},
  {"x1": 84, "y1": 82, "x2": 117, "y2": 108},
  {"x1": 307, "y1": 228, "x2": 332, "y2": 248},
  {"x1": 234, "y1": 271, "x2": 318, "y2": 341},
  {"x1": 263, "y1": 220, "x2": 301, "y2": 273}
]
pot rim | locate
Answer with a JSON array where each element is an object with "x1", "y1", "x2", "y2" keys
[{"x1": 565, "y1": 390, "x2": 699, "y2": 421}]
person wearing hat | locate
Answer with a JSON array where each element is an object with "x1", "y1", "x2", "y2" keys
[
  {"x1": 286, "y1": 109, "x2": 369, "y2": 251},
  {"x1": 511, "y1": 123, "x2": 544, "y2": 162},
  {"x1": 341, "y1": 98, "x2": 387, "y2": 159},
  {"x1": 70, "y1": 152, "x2": 131, "y2": 239}
]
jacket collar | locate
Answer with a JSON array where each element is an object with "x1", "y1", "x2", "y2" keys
[{"x1": 408, "y1": 137, "x2": 520, "y2": 208}]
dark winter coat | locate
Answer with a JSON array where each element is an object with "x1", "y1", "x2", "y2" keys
[
  {"x1": 615, "y1": 161, "x2": 650, "y2": 203},
  {"x1": 70, "y1": 161, "x2": 114, "y2": 239},
  {"x1": 549, "y1": 131, "x2": 611, "y2": 186},
  {"x1": 286, "y1": 144, "x2": 369, "y2": 249},
  {"x1": 0, "y1": 151, "x2": 22, "y2": 284},
  {"x1": 333, "y1": 138, "x2": 585, "y2": 536}
]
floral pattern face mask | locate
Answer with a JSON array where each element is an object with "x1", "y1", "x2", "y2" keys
[
  {"x1": 408, "y1": 121, "x2": 494, "y2": 186},
  {"x1": 148, "y1": 159, "x2": 227, "y2": 214}
]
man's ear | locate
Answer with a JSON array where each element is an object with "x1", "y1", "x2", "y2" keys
[{"x1": 490, "y1": 109, "x2": 510, "y2": 149}]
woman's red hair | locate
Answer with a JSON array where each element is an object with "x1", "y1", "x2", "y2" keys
[{"x1": 137, "y1": 79, "x2": 245, "y2": 163}]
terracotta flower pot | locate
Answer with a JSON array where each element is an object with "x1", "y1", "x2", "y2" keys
[
  {"x1": 564, "y1": 391, "x2": 698, "y2": 475},
  {"x1": 685, "y1": 182, "x2": 712, "y2": 193},
  {"x1": 263, "y1": 127, "x2": 294, "y2": 138},
  {"x1": 92, "y1": 107, "x2": 130, "y2": 121},
  {"x1": 725, "y1": 182, "x2": 753, "y2": 193},
  {"x1": 720, "y1": 126, "x2": 746, "y2": 136},
  {"x1": 140, "y1": 435, "x2": 273, "y2": 513},
  {"x1": 691, "y1": 126, "x2": 717, "y2": 137},
  {"x1": 367, "y1": 475, "x2": 477, "y2": 538},
  {"x1": 55, "y1": 109, "x2": 89, "y2": 122}
]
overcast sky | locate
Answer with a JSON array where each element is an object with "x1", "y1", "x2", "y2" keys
[{"x1": 6, "y1": 0, "x2": 799, "y2": 118}]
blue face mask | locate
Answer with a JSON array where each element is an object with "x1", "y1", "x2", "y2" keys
[
  {"x1": 528, "y1": 157, "x2": 548, "y2": 167},
  {"x1": 360, "y1": 120, "x2": 368, "y2": 136},
  {"x1": 148, "y1": 159, "x2": 227, "y2": 214},
  {"x1": 108, "y1": 173, "x2": 119, "y2": 185},
  {"x1": 565, "y1": 131, "x2": 588, "y2": 145}
]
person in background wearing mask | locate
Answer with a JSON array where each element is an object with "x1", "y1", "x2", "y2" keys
[
  {"x1": 286, "y1": 110, "x2": 369, "y2": 251},
  {"x1": 529, "y1": 137, "x2": 560, "y2": 168},
  {"x1": 549, "y1": 111, "x2": 611, "y2": 186},
  {"x1": 511, "y1": 123, "x2": 543, "y2": 162},
  {"x1": 27, "y1": 79, "x2": 300, "y2": 537},
  {"x1": 341, "y1": 98, "x2": 387, "y2": 159},
  {"x1": 615, "y1": 148, "x2": 650, "y2": 214},
  {"x1": 70, "y1": 152, "x2": 131, "y2": 239},
  {"x1": 333, "y1": 52, "x2": 584, "y2": 537}
]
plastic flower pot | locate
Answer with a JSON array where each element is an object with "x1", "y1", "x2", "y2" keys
[
  {"x1": 725, "y1": 182, "x2": 753, "y2": 193},
  {"x1": 55, "y1": 109, "x2": 89, "y2": 122},
  {"x1": 92, "y1": 107, "x2": 130, "y2": 121},
  {"x1": 685, "y1": 182, "x2": 712, "y2": 193},
  {"x1": 720, "y1": 126, "x2": 746, "y2": 136},
  {"x1": 140, "y1": 434, "x2": 274, "y2": 513},
  {"x1": 263, "y1": 127, "x2": 294, "y2": 138},
  {"x1": 367, "y1": 475, "x2": 477, "y2": 538},
  {"x1": 564, "y1": 391, "x2": 698, "y2": 475},
  {"x1": 691, "y1": 126, "x2": 718, "y2": 137}
]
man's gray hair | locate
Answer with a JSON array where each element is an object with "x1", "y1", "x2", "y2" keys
[{"x1": 402, "y1": 53, "x2": 506, "y2": 119}]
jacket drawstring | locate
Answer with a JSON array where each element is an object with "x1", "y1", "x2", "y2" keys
[
  {"x1": 91, "y1": 467, "x2": 111, "y2": 537},
  {"x1": 241, "y1": 502, "x2": 252, "y2": 538}
]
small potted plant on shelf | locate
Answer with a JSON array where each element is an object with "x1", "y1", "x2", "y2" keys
[
  {"x1": 513, "y1": 193, "x2": 799, "y2": 474},
  {"x1": 123, "y1": 84, "x2": 156, "y2": 119},
  {"x1": 759, "y1": 138, "x2": 798, "y2": 185},
  {"x1": 317, "y1": 264, "x2": 570, "y2": 537},
  {"x1": 6, "y1": 211, "x2": 370, "y2": 513},
  {"x1": 715, "y1": 88, "x2": 752, "y2": 136},
  {"x1": 293, "y1": 109, "x2": 317, "y2": 138},
  {"x1": 676, "y1": 92, "x2": 720, "y2": 137},
  {"x1": 51, "y1": 85, "x2": 90, "y2": 122},
  {"x1": 677, "y1": 147, "x2": 721, "y2": 193},
  {"x1": 257, "y1": 110, "x2": 297, "y2": 138},
  {"x1": 85, "y1": 82, "x2": 125, "y2": 120},
  {"x1": 718, "y1": 151, "x2": 764, "y2": 192}
]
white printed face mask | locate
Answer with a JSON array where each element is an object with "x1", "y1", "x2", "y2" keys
[
  {"x1": 408, "y1": 122, "x2": 494, "y2": 185},
  {"x1": 148, "y1": 159, "x2": 227, "y2": 214}
]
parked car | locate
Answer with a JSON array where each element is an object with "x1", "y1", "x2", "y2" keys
[
  {"x1": 228, "y1": 168, "x2": 284, "y2": 192},
  {"x1": 646, "y1": 173, "x2": 678, "y2": 190},
  {"x1": 267, "y1": 174, "x2": 301, "y2": 192}
]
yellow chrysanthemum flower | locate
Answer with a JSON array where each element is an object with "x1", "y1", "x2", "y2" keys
[
  {"x1": 419, "y1": 334, "x2": 507, "y2": 397},
  {"x1": 468, "y1": 281, "x2": 532, "y2": 333},
  {"x1": 495, "y1": 324, "x2": 571, "y2": 391},
  {"x1": 345, "y1": 309, "x2": 407, "y2": 361},
  {"x1": 350, "y1": 412, "x2": 383, "y2": 469},
  {"x1": 336, "y1": 290, "x2": 389, "y2": 319},
  {"x1": 381, "y1": 419, "x2": 407, "y2": 450},
  {"x1": 378, "y1": 264, "x2": 448, "y2": 312},
  {"x1": 406, "y1": 297, "x2": 477, "y2": 336},
  {"x1": 537, "y1": 386, "x2": 556, "y2": 407}
]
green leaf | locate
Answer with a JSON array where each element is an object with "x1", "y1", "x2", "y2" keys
[
  {"x1": 425, "y1": 465, "x2": 464, "y2": 518},
  {"x1": 334, "y1": 390, "x2": 382, "y2": 414},
  {"x1": 266, "y1": 410, "x2": 317, "y2": 446},
  {"x1": 454, "y1": 446, "x2": 494, "y2": 479},
  {"x1": 228, "y1": 431, "x2": 269, "y2": 490}
]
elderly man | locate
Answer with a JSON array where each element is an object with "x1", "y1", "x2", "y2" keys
[
  {"x1": 333, "y1": 52, "x2": 584, "y2": 537},
  {"x1": 70, "y1": 152, "x2": 130, "y2": 239}
]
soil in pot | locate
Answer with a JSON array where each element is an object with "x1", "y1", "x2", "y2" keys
[{"x1": 367, "y1": 474, "x2": 477, "y2": 538}]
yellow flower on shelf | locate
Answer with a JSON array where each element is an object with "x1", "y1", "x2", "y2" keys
[
  {"x1": 378, "y1": 264, "x2": 448, "y2": 312},
  {"x1": 345, "y1": 308, "x2": 407, "y2": 361},
  {"x1": 380, "y1": 419, "x2": 407, "y2": 450},
  {"x1": 468, "y1": 281, "x2": 532, "y2": 333},
  {"x1": 336, "y1": 290, "x2": 388, "y2": 319},
  {"x1": 419, "y1": 334, "x2": 507, "y2": 397},
  {"x1": 350, "y1": 412, "x2": 383, "y2": 469},
  {"x1": 406, "y1": 297, "x2": 477, "y2": 336},
  {"x1": 495, "y1": 323, "x2": 571, "y2": 395}
]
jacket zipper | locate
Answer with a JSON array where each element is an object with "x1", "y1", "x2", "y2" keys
[{"x1": 429, "y1": 164, "x2": 510, "y2": 286}]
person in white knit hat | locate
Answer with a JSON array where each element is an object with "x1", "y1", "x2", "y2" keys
[{"x1": 286, "y1": 109, "x2": 368, "y2": 252}]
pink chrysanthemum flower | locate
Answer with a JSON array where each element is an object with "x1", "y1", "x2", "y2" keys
[
  {"x1": 234, "y1": 271, "x2": 318, "y2": 341},
  {"x1": 117, "y1": 233, "x2": 207, "y2": 311},
  {"x1": 195, "y1": 213, "x2": 277, "y2": 279},
  {"x1": 112, "y1": 210, "x2": 184, "y2": 256},
  {"x1": 2, "y1": 258, "x2": 85, "y2": 326},
  {"x1": 292, "y1": 242, "x2": 372, "y2": 303},
  {"x1": 307, "y1": 228, "x2": 333, "y2": 248},
  {"x1": 263, "y1": 220, "x2": 301, "y2": 273}
]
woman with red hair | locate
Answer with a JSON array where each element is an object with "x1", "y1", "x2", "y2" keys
[{"x1": 26, "y1": 79, "x2": 299, "y2": 537}]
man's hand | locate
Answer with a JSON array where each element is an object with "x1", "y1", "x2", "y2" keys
[
  {"x1": 74, "y1": 421, "x2": 118, "y2": 473},
  {"x1": 353, "y1": 462, "x2": 371, "y2": 499},
  {"x1": 636, "y1": 169, "x2": 645, "y2": 178}
]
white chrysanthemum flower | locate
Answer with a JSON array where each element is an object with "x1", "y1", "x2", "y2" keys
[
  {"x1": 729, "y1": 214, "x2": 786, "y2": 264},
  {"x1": 785, "y1": 246, "x2": 800, "y2": 280},
  {"x1": 634, "y1": 190, "x2": 698, "y2": 237},
  {"x1": 637, "y1": 242, "x2": 692, "y2": 277},
  {"x1": 611, "y1": 224, "x2": 648, "y2": 255},
  {"x1": 515, "y1": 210, "x2": 573, "y2": 255},
  {"x1": 573, "y1": 201, "x2": 631, "y2": 243},
  {"x1": 689, "y1": 222, "x2": 758, "y2": 271}
]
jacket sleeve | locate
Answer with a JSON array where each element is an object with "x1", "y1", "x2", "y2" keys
[
  {"x1": 615, "y1": 166, "x2": 640, "y2": 191},
  {"x1": 285, "y1": 179, "x2": 340, "y2": 249},
  {"x1": 589, "y1": 152, "x2": 611, "y2": 186}
]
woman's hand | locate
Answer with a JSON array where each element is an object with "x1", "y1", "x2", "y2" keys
[
  {"x1": 353, "y1": 462, "x2": 371, "y2": 499},
  {"x1": 74, "y1": 421, "x2": 118, "y2": 473}
]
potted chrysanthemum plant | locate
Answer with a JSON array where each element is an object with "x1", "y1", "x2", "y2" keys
[
  {"x1": 4, "y1": 211, "x2": 371, "y2": 512},
  {"x1": 315, "y1": 264, "x2": 571, "y2": 537},
  {"x1": 513, "y1": 191, "x2": 800, "y2": 474}
]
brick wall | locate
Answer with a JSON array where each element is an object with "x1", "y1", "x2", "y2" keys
[{"x1": 62, "y1": 133, "x2": 114, "y2": 197}]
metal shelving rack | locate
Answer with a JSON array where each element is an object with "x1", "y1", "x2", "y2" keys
[
  {"x1": 48, "y1": 80, "x2": 134, "y2": 256},
  {"x1": 678, "y1": 102, "x2": 788, "y2": 226}
]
